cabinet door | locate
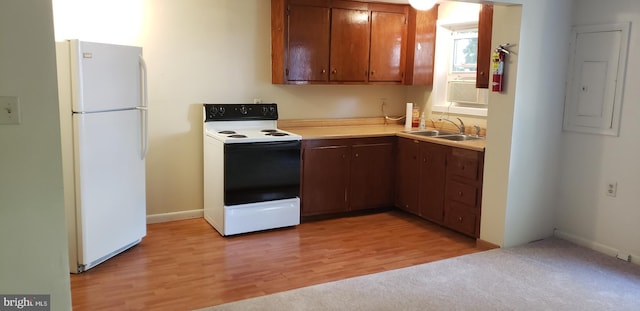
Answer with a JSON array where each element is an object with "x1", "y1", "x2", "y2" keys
[
  {"x1": 287, "y1": 3, "x2": 330, "y2": 82},
  {"x1": 443, "y1": 201, "x2": 478, "y2": 237},
  {"x1": 330, "y1": 8, "x2": 370, "y2": 82},
  {"x1": 349, "y1": 139, "x2": 395, "y2": 211},
  {"x1": 476, "y1": 4, "x2": 493, "y2": 88},
  {"x1": 369, "y1": 10, "x2": 407, "y2": 82},
  {"x1": 395, "y1": 137, "x2": 420, "y2": 215},
  {"x1": 301, "y1": 142, "x2": 349, "y2": 216},
  {"x1": 418, "y1": 142, "x2": 447, "y2": 223},
  {"x1": 447, "y1": 148, "x2": 480, "y2": 180},
  {"x1": 404, "y1": 5, "x2": 438, "y2": 85}
]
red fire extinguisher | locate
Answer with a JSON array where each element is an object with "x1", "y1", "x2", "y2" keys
[
  {"x1": 492, "y1": 44, "x2": 512, "y2": 93},
  {"x1": 491, "y1": 50, "x2": 505, "y2": 92}
]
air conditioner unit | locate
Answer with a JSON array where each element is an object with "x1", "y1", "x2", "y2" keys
[{"x1": 446, "y1": 80, "x2": 481, "y2": 104}]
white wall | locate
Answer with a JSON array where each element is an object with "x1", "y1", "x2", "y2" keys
[
  {"x1": 50, "y1": 0, "x2": 602, "y2": 255},
  {"x1": 472, "y1": 0, "x2": 572, "y2": 248},
  {"x1": 479, "y1": 4, "x2": 521, "y2": 247},
  {"x1": 0, "y1": 1, "x2": 72, "y2": 309},
  {"x1": 556, "y1": 0, "x2": 640, "y2": 262},
  {"x1": 52, "y1": 0, "x2": 419, "y2": 217},
  {"x1": 500, "y1": 0, "x2": 572, "y2": 247}
]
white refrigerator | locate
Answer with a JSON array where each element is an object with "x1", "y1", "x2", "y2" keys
[{"x1": 56, "y1": 40, "x2": 148, "y2": 273}]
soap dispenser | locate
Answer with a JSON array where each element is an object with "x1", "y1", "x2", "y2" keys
[{"x1": 419, "y1": 112, "x2": 426, "y2": 130}]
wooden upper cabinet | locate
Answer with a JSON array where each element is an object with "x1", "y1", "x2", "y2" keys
[
  {"x1": 287, "y1": 4, "x2": 330, "y2": 82},
  {"x1": 405, "y1": 5, "x2": 438, "y2": 86},
  {"x1": 369, "y1": 7, "x2": 408, "y2": 83},
  {"x1": 476, "y1": 4, "x2": 494, "y2": 89},
  {"x1": 329, "y1": 7, "x2": 371, "y2": 82},
  {"x1": 272, "y1": 0, "x2": 415, "y2": 85}
]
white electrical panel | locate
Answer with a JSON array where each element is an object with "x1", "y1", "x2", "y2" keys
[{"x1": 563, "y1": 22, "x2": 630, "y2": 136}]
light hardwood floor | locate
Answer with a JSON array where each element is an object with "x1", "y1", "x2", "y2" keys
[{"x1": 70, "y1": 210, "x2": 482, "y2": 310}]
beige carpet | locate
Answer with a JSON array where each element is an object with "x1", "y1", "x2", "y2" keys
[{"x1": 198, "y1": 238, "x2": 640, "y2": 310}]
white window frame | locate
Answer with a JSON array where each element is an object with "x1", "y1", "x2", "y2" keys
[{"x1": 432, "y1": 20, "x2": 488, "y2": 117}]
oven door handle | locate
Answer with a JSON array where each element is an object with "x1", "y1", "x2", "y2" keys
[{"x1": 225, "y1": 140, "x2": 301, "y2": 151}]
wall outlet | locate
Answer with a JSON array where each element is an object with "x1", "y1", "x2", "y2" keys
[
  {"x1": 616, "y1": 252, "x2": 631, "y2": 262},
  {"x1": 253, "y1": 98, "x2": 262, "y2": 104},
  {"x1": 606, "y1": 182, "x2": 617, "y2": 197},
  {"x1": 0, "y1": 96, "x2": 21, "y2": 125}
]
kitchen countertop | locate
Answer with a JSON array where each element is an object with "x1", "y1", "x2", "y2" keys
[{"x1": 280, "y1": 121, "x2": 485, "y2": 152}]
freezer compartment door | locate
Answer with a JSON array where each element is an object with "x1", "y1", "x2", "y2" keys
[
  {"x1": 73, "y1": 109, "x2": 146, "y2": 268},
  {"x1": 71, "y1": 40, "x2": 143, "y2": 112}
]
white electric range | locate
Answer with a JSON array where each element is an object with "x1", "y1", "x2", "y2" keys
[{"x1": 202, "y1": 103, "x2": 301, "y2": 236}]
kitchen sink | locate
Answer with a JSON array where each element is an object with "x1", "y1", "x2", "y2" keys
[
  {"x1": 403, "y1": 129, "x2": 440, "y2": 136},
  {"x1": 434, "y1": 134, "x2": 481, "y2": 141},
  {"x1": 404, "y1": 129, "x2": 457, "y2": 137}
]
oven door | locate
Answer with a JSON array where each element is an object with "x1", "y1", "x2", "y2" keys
[{"x1": 224, "y1": 140, "x2": 301, "y2": 206}]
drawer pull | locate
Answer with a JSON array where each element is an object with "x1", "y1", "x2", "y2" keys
[
  {"x1": 458, "y1": 191, "x2": 463, "y2": 197},
  {"x1": 458, "y1": 216, "x2": 463, "y2": 222}
]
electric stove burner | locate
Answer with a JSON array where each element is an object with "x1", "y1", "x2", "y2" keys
[
  {"x1": 219, "y1": 130, "x2": 236, "y2": 134},
  {"x1": 266, "y1": 132, "x2": 289, "y2": 137},
  {"x1": 261, "y1": 129, "x2": 278, "y2": 133},
  {"x1": 228, "y1": 134, "x2": 247, "y2": 138}
]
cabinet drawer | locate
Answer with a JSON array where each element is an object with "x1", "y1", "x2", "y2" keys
[
  {"x1": 444, "y1": 202, "x2": 477, "y2": 237},
  {"x1": 445, "y1": 180, "x2": 477, "y2": 206},
  {"x1": 447, "y1": 148, "x2": 480, "y2": 180}
]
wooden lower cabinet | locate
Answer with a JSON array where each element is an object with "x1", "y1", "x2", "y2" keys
[
  {"x1": 443, "y1": 147, "x2": 484, "y2": 238},
  {"x1": 395, "y1": 138, "x2": 446, "y2": 223},
  {"x1": 301, "y1": 137, "x2": 395, "y2": 216},
  {"x1": 418, "y1": 142, "x2": 447, "y2": 223},
  {"x1": 395, "y1": 137, "x2": 484, "y2": 238},
  {"x1": 300, "y1": 141, "x2": 349, "y2": 216},
  {"x1": 349, "y1": 141, "x2": 395, "y2": 210},
  {"x1": 394, "y1": 137, "x2": 419, "y2": 214}
]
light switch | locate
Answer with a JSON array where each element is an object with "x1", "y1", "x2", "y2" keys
[{"x1": 0, "y1": 96, "x2": 21, "y2": 125}]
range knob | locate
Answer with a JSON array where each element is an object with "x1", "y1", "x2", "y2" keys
[
  {"x1": 207, "y1": 106, "x2": 217, "y2": 119},
  {"x1": 262, "y1": 106, "x2": 269, "y2": 115},
  {"x1": 239, "y1": 105, "x2": 248, "y2": 115},
  {"x1": 269, "y1": 106, "x2": 276, "y2": 115},
  {"x1": 218, "y1": 106, "x2": 225, "y2": 116}
]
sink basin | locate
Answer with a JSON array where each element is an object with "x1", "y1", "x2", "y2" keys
[
  {"x1": 435, "y1": 134, "x2": 481, "y2": 141},
  {"x1": 404, "y1": 130, "x2": 457, "y2": 137},
  {"x1": 404, "y1": 129, "x2": 440, "y2": 137}
]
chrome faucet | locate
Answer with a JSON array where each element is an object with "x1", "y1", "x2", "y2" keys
[
  {"x1": 440, "y1": 118, "x2": 466, "y2": 134},
  {"x1": 473, "y1": 125, "x2": 481, "y2": 137}
]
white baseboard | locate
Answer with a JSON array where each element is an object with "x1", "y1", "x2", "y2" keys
[
  {"x1": 553, "y1": 229, "x2": 640, "y2": 265},
  {"x1": 146, "y1": 209, "x2": 203, "y2": 224}
]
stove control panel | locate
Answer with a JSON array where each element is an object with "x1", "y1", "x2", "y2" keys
[{"x1": 204, "y1": 103, "x2": 278, "y2": 121}]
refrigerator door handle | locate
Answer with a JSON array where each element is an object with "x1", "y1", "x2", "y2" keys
[{"x1": 139, "y1": 55, "x2": 149, "y2": 159}]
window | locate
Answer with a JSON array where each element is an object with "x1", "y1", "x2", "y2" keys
[
  {"x1": 432, "y1": 20, "x2": 488, "y2": 117},
  {"x1": 451, "y1": 29, "x2": 478, "y2": 74}
]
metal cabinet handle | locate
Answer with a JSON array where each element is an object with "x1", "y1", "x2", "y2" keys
[
  {"x1": 458, "y1": 216, "x2": 463, "y2": 222},
  {"x1": 331, "y1": 69, "x2": 337, "y2": 74}
]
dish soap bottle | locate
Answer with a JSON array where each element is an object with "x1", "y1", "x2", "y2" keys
[
  {"x1": 419, "y1": 112, "x2": 426, "y2": 130},
  {"x1": 411, "y1": 107, "x2": 420, "y2": 128}
]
